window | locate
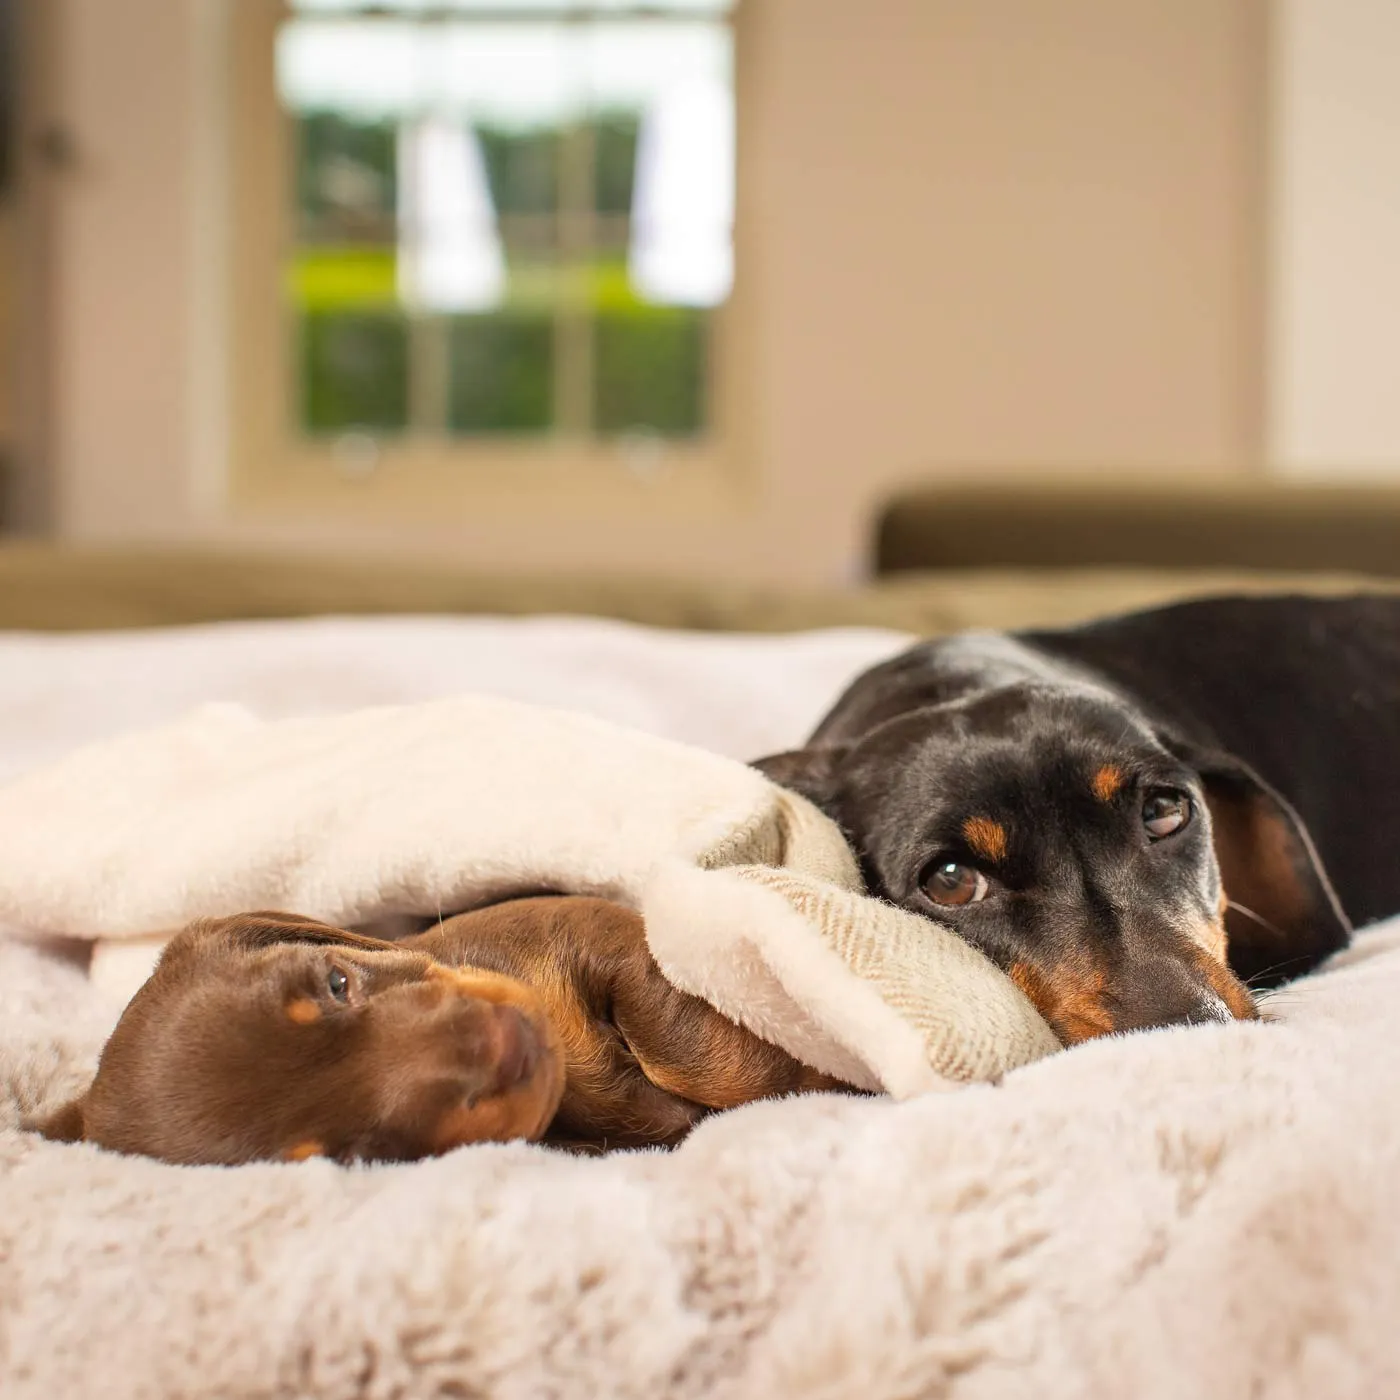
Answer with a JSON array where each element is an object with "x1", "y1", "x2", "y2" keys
[{"x1": 231, "y1": 0, "x2": 737, "y2": 504}]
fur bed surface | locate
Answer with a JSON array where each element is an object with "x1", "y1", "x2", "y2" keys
[
  {"x1": 2, "y1": 615, "x2": 1395, "y2": 1399},
  {"x1": 4, "y1": 918, "x2": 1400, "y2": 1399}
]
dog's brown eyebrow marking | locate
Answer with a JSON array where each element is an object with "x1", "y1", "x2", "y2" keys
[
  {"x1": 1091, "y1": 765, "x2": 1125, "y2": 802},
  {"x1": 286, "y1": 998, "x2": 321, "y2": 1025},
  {"x1": 962, "y1": 816, "x2": 1008, "y2": 863},
  {"x1": 284, "y1": 1140, "x2": 325, "y2": 1161}
]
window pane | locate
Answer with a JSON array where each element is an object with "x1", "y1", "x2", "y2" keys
[
  {"x1": 448, "y1": 312, "x2": 555, "y2": 432},
  {"x1": 594, "y1": 306, "x2": 705, "y2": 436},
  {"x1": 296, "y1": 111, "x2": 397, "y2": 240},
  {"x1": 475, "y1": 125, "x2": 561, "y2": 220},
  {"x1": 593, "y1": 112, "x2": 641, "y2": 218},
  {"x1": 300, "y1": 312, "x2": 410, "y2": 432},
  {"x1": 277, "y1": 5, "x2": 732, "y2": 446}
]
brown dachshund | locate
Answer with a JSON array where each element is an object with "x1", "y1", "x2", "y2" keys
[{"x1": 36, "y1": 896, "x2": 837, "y2": 1166}]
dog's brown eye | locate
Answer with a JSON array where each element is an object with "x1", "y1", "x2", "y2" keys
[
  {"x1": 327, "y1": 967, "x2": 350, "y2": 1002},
  {"x1": 1143, "y1": 790, "x2": 1192, "y2": 840},
  {"x1": 921, "y1": 862, "x2": 990, "y2": 907}
]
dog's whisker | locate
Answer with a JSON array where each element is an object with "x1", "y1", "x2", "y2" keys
[
  {"x1": 1239, "y1": 951, "x2": 1315, "y2": 989},
  {"x1": 1251, "y1": 985, "x2": 1305, "y2": 1023},
  {"x1": 1225, "y1": 899, "x2": 1289, "y2": 946},
  {"x1": 1245, "y1": 962, "x2": 1302, "y2": 989},
  {"x1": 1220, "y1": 901, "x2": 1324, "y2": 988},
  {"x1": 1243, "y1": 952, "x2": 1306, "y2": 982}
]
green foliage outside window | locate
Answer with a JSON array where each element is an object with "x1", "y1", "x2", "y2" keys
[
  {"x1": 595, "y1": 308, "x2": 705, "y2": 435},
  {"x1": 449, "y1": 313, "x2": 556, "y2": 433},
  {"x1": 474, "y1": 126, "x2": 562, "y2": 220},
  {"x1": 291, "y1": 110, "x2": 709, "y2": 440},
  {"x1": 300, "y1": 311, "x2": 409, "y2": 432},
  {"x1": 296, "y1": 112, "x2": 397, "y2": 230}
]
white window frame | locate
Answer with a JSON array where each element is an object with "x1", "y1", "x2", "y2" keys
[{"x1": 227, "y1": 0, "x2": 752, "y2": 522}]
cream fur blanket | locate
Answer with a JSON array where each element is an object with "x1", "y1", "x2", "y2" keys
[{"x1": 5, "y1": 916, "x2": 1400, "y2": 1397}]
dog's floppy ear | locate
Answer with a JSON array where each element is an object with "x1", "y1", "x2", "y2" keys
[
  {"x1": 750, "y1": 747, "x2": 849, "y2": 812},
  {"x1": 179, "y1": 911, "x2": 401, "y2": 956},
  {"x1": 30, "y1": 1095, "x2": 88, "y2": 1144},
  {"x1": 228, "y1": 911, "x2": 403, "y2": 952},
  {"x1": 1169, "y1": 741, "x2": 1351, "y2": 986}
]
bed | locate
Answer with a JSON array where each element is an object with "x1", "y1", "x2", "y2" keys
[{"x1": 2, "y1": 545, "x2": 1397, "y2": 1399}]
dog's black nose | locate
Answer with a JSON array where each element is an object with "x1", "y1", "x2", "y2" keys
[{"x1": 1180, "y1": 992, "x2": 1234, "y2": 1027}]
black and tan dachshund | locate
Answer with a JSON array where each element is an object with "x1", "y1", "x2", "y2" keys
[{"x1": 755, "y1": 594, "x2": 1400, "y2": 1045}]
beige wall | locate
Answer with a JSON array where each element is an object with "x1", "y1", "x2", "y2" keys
[
  {"x1": 38, "y1": 0, "x2": 203, "y2": 536},
  {"x1": 20, "y1": 0, "x2": 1269, "y2": 582},
  {"x1": 748, "y1": 0, "x2": 1267, "y2": 575},
  {"x1": 1269, "y1": 0, "x2": 1400, "y2": 474}
]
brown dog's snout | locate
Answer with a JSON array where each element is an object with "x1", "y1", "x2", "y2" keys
[
  {"x1": 478, "y1": 1002, "x2": 539, "y2": 1093},
  {"x1": 432, "y1": 997, "x2": 550, "y2": 1098},
  {"x1": 367, "y1": 969, "x2": 565, "y2": 1151},
  {"x1": 377, "y1": 966, "x2": 547, "y2": 1054}
]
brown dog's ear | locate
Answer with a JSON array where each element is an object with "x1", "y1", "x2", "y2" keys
[
  {"x1": 1174, "y1": 746, "x2": 1351, "y2": 987},
  {"x1": 31, "y1": 1096, "x2": 88, "y2": 1144},
  {"x1": 750, "y1": 747, "x2": 849, "y2": 812},
  {"x1": 187, "y1": 911, "x2": 402, "y2": 955}
]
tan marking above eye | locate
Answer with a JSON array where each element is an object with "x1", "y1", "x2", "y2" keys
[
  {"x1": 962, "y1": 816, "x2": 1008, "y2": 863},
  {"x1": 1092, "y1": 765, "x2": 1126, "y2": 802},
  {"x1": 286, "y1": 998, "x2": 321, "y2": 1025},
  {"x1": 284, "y1": 1140, "x2": 324, "y2": 1161}
]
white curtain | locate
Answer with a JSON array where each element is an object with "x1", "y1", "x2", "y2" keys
[
  {"x1": 396, "y1": 115, "x2": 506, "y2": 313},
  {"x1": 628, "y1": 80, "x2": 734, "y2": 307}
]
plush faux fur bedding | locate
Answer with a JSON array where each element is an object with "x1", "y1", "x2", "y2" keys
[
  {"x1": 0, "y1": 613, "x2": 908, "y2": 783},
  {"x1": 3, "y1": 615, "x2": 1398, "y2": 1399},
  {"x1": 5, "y1": 922, "x2": 1400, "y2": 1399}
]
